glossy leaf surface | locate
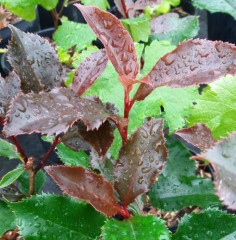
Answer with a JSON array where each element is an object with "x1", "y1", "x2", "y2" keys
[
  {"x1": 71, "y1": 49, "x2": 108, "y2": 96},
  {"x1": 188, "y1": 75, "x2": 236, "y2": 139},
  {"x1": 134, "y1": 39, "x2": 236, "y2": 100},
  {"x1": 0, "y1": 138, "x2": 22, "y2": 160},
  {"x1": 102, "y1": 215, "x2": 170, "y2": 240},
  {"x1": 9, "y1": 195, "x2": 106, "y2": 239},
  {"x1": 8, "y1": 25, "x2": 65, "y2": 93},
  {"x1": 175, "y1": 123, "x2": 215, "y2": 151},
  {"x1": 114, "y1": 119, "x2": 167, "y2": 206},
  {"x1": 0, "y1": 72, "x2": 21, "y2": 118},
  {"x1": 149, "y1": 136, "x2": 220, "y2": 211},
  {"x1": 200, "y1": 133, "x2": 236, "y2": 210},
  {"x1": 45, "y1": 166, "x2": 120, "y2": 216},
  {"x1": 134, "y1": 0, "x2": 162, "y2": 10},
  {"x1": 114, "y1": 0, "x2": 134, "y2": 18},
  {"x1": 173, "y1": 209, "x2": 236, "y2": 240},
  {"x1": 0, "y1": 165, "x2": 24, "y2": 189},
  {"x1": 192, "y1": 0, "x2": 236, "y2": 20},
  {"x1": 75, "y1": 4, "x2": 139, "y2": 78},
  {"x1": 0, "y1": 201, "x2": 16, "y2": 236},
  {"x1": 150, "y1": 13, "x2": 199, "y2": 45},
  {"x1": 3, "y1": 88, "x2": 122, "y2": 136},
  {"x1": 53, "y1": 18, "x2": 96, "y2": 51}
]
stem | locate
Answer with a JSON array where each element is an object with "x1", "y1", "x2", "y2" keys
[
  {"x1": 121, "y1": 0, "x2": 129, "y2": 18},
  {"x1": 51, "y1": 9, "x2": 59, "y2": 29},
  {"x1": 68, "y1": 0, "x2": 81, "y2": 5},
  {"x1": 11, "y1": 136, "x2": 28, "y2": 164},
  {"x1": 29, "y1": 170, "x2": 35, "y2": 195},
  {"x1": 34, "y1": 135, "x2": 60, "y2": 173},
  {"x1": 119, "y1": 206, "x2": 131, "y2": 219}
]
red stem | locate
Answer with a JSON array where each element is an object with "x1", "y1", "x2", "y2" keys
[
  {"x1": 34, "y1": 135, "x2": 60, "y2": 173},
  {"x1": 121, "y1": 0, "x2": 129, "y2": 18},
  {"x1": 119, "y1": 206, "x2": 131, "y2": 219},
  {"x1": 11, "y1": 136, "x2": 28, "y2": 164}
]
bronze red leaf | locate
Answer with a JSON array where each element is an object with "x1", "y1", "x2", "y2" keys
[
  {"x1": 45, "y1": 165, "x2": 120, "y2": 216},
  {"x1": 114, "y1": 119, "x2": 167, "y2": 206}
]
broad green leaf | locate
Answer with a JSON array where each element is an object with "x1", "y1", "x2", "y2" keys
[
  {"x1": 0, "y1": 0, "x2": 58, "y2": 21},
  {"x1": 9, "y1": 195, "x2": 106, "y2": 240},
  {"x1": 102, "y1": 215, "x2": 170, "y2": 240},
  {"x1": 192, "y1": 0, "x2": 236, "y2": 20},
  {"x1": 122, "y1": 16, "x2": 151, "y2": 42},
  {"x1": 0, "y1": 138, "x2": 22, "y2": 160},
  {"x1": 0, "y1": 165, "x2": 24, "y2": 189},
  {"x1": 188, "y1": 75, "x2": 236, "y2": 139},
  {"x1": 0, "y1": 201, "x2": 16, "y2": 236},
  {"x1": 17, "y1": 170, "x2": 46, "y2": 195},
  {"x1": 173, "y1": 208, "x2": 236, "y2": 240},
  {"x1": 56, "y1": 143, "x2": 90, "y2": 168},
  {"x1": 200, "y1": 132, "x2": 236, "y2": 210},
  {"x1": 150, "y1": 13, "x2": 199, "y2": 45},
  {"x1": 81, "y1": 0, "x2": 110, "y2": 10},
  {"x1": 109, "y1": 129, "x2": 122, "y2": 159},
  {"x1": 53, "y1": 18, "x2": 96, "y2": 51},
  {"x1": 45, "y1": 166, "x2": 120, "y2": 216},
  {"x1": 149, "y1": 137, "x2": 220, "y2": 211}
]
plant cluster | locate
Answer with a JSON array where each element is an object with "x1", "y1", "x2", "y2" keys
[{"x1": 0, "y1": 1, "x2": 236, "y2": 239}]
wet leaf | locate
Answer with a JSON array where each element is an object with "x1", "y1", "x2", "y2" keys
[
  {"x1": 8, "y1": 25, "x2": 65, "y2": 93},
  {"x1": 149, "y1": 136, "x2": 220, "y2": 211},
  {"x1": 0, "y1": 0, "x2": 58, "y2": 21},
  {"x1": 45, "y1": 166, "x2": 120, "y2": 216},
  {"x1": 134, "y1": 0, "x2": 162, "y2": 10},
  {"x1": 9, "y1": 195, "x2": 106, "y2": 239},
  {"x1": 114, "y1": 119, "x2": 167, "y2": 206},
  {"x1": 17, "y1": 170, "x2": 46, "y2": 195},
  {"x1": 3, "y1": 88, "x2": 123, "y2": 136},
  {"x1": 150, "y1": 13, "x2": 199, "y2": 45},
  {"x1": 192, "y1": 0, "x2": 236, "y2": 21},
  {"x1": 173, "y1": 209, "x2": 236, "y2": 240},
  {"x1": 175, "y1": 123, "x2": 216, "y2": 152},
  {"x1": 0, "y1": 72, "x2": 21, "y2": 118},
  {"x1": 0, "y1": 165, "x2": 24, "y2": 189},
  {"x1": 81, "y1": 0, "x2": 110, "y2": 10},
  {"x1": 71, "y1": 49, "x2": 108, "y2": 96},
  {"x1": 0, "y1": 201, "x2": 16, "y2": 236},
  {"x1": 53, "y1": 17, "x2": 96, "y2": 51},
  {"x1": 0, "y1": 138, "x2": 22, "y2": 160},
  {"x1": 75, "y1": 4, "x2": 139, "y2": 78},
  {"x1": 134, "y1": 39, "x2": 236, "y2": 101},
  {"x1": 102, "y1": 215, "x2": 170, "y2": 240},
  {"x1": 188, "y1": 75, "x2": 236, "y2": 139},
  {"x1": 114, "y1": 0, "x2": 134, "y2": 18},
  {"x1": 200, "y1": 133, "x2": 236, "y2": 210}
]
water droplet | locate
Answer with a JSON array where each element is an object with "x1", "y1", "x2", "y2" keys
[
  {"x1": 141, "y1": 167, "x2": 152, "y2": 173},
  {"x1": 138, "y1": 176, "x2": 144, "y2": 184}
]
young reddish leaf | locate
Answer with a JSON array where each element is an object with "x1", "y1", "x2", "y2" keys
[
  {"x1": 0, "y1": 72, "x2": 21, "y2": 118},
  {"x1": 71, "y1": 49, "x2": 108, "y2": 96},
  {"x1": 175, "y1": 123, "x2": 216, "y2": 151},
  {"x1": 114, "y1": 119, "x2": 167, "y2": 206},
  {"x1": 134, "y1": 0, "x2": 162, "y2": 10},
  {"x1": 62, "y1": 121, "x2": 114, "y2": 158},
  {"x1": 3, "y1": 88, "x2": 123, "y2": 136},
  {"x1": 45, "y1": 166, "x2": 120, "y2": 216},
  {"x1": 197, "y1": 133, "x2": 236, "y2": 210},
  {"x1": 134, "y1": 39, "x2": 236, "y2": 100},
  {"x1": 8, "y1": 25, "x2": 65, "y2": 93},
  {"x1": 75, "y1": 4, "x2": 139, "y2": 79},
  {"x1": 114, "y1": 0, "x2": 134, "y2": 18}
]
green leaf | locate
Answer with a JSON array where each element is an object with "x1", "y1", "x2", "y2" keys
[
  {"x1": 53, "y1": 18, "x2": 96, "y2": 51},
  {"x1": 17, "y1": 170, "x2": 46, "y2": 195},
  {"x1": 149, "y1": 137, "x2": 220, "y2": 211},
  {"x1": 173, "y1": 208, "x2": 236, "y2": 240},
  {"x1": 56, "y1": 143, "x2": 90, "y2": 168},
  {"x1": 9, "y1": 195, "x2": 106, "y2": 240},
  {"x1": 150, "y1": 14, "x2": 199, "y2": 45},
  {"x1": 0, "y1": 138, "x2": 22, "y2": 161},
  {"x1": 0, "y1": 165, "x2": 24, "y2": 189},
  {"x1": 122, "y1": 16, "x2": 151, "y2": 42},
  {"x1": 192, "y1": 0, "x2": 236, "y2": 20},
  {"x1": 0, "y1": 0, "x2": 58, "y2": 21},
  {"x1": 0, "y1": 201, "x2": 16, "y2": 236},
  {"x1": 81, "y1": 0, "x2": 110, "y2": 10},
  {"x1": 188, "y1": 75, "x2": 236, "y2": 139},
  {"x1": 109, "y1": 129, "x2": 122, "y2": 159},
  {"x1": 102, "y1": 215, "x2": 170, "y2": 240}
]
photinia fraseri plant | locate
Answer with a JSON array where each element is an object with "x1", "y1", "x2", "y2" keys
[{"x1": 0, "y1": 3, "x2": 236, "y2": 239}]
